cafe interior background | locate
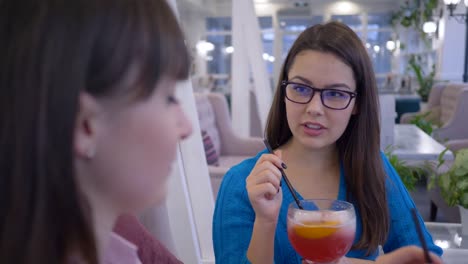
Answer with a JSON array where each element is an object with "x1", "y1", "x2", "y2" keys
[{"x1": 144, "y1": 0, "x2": 468, "y2": 263}]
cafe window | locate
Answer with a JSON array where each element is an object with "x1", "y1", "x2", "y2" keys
[{"x1": 205, "y1": 16, "x2": 275, "y2": 75}]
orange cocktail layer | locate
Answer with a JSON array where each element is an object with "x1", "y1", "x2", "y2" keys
[{"x1": 288, "y1": 220, "x2": 355, "y2": 263}]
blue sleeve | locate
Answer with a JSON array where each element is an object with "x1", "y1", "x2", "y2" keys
[
  {"x1": 212, "y1": 165, "x2": 254, "y2": 264},
  {"x1": 381, "y1": 153, "x2": 443, "y2": 256}
]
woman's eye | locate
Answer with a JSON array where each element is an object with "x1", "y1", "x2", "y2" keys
[
  {"x1": 293, "y1": 85, "x2": 311, "y2": 95},
  {"x1": 167, "y1": 95, "x2": 179, "y2": 104},
  {"x1": 325, "y1": 90, "x2": 347, "y2": 98}
]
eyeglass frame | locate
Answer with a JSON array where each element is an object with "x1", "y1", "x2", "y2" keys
[{"x1": 281, "y1": 80, "x2": 358, "y2": 110}]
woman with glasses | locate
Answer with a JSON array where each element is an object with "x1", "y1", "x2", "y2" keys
[{"x1": 213, "y1": 22, "x2": 442, "y2": 263}]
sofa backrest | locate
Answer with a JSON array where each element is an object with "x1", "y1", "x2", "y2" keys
[
  {"x1": 440, "y1": 84, "x2": 468, "y2": 126},
  {"x1": 427, "y1": 82, "x2": 448, "y2": 109}
]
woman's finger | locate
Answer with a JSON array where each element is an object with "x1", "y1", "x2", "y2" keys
[
  {"x1": 249, "y1": 182, "x2": 279, "y2": 201},
  {"x1": 257, "y1": 153, "x2": 286, "y2": 170}
]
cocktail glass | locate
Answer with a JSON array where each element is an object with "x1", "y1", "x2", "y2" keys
[{"x1": 287, "y1": 199, "x2": 356, "y2": 264}]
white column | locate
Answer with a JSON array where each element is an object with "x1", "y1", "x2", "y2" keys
[
  {"x1": 231, "y1": 0, "x2": 252, "y2": 137},
  {"x1": 151, "y1": 1, "x2": 215, "y2": 264},
  {"x1": 232, "y1": 0, "x2": 273, "y2": 137},
  {"x1": 273, "y1": 11, "x2": 283, "y2": 84},
  {"x1": 439, "y1": 4, "x2": 466, "y2": 82}
]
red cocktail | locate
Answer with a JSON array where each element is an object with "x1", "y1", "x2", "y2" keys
[{"x1": 287, "y1": 199, "x2": 356, "y2": 264}]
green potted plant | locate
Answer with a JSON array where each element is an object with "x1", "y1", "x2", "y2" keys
[
  {"x1": 433, "y1": 149, "x2": 468, "y2": 233},
  {"x1": 390, "y1": 0, "x2": 439, "y2": 44},
  {"x1": 385, "y1": 147, "x2": 425, "y2": 191},
  {"x1": 409, "y1": 111, "x2": 439, "y2": 135},
  {"x1": 408, "y1": 55, "x2": 436, "y2": 102}
]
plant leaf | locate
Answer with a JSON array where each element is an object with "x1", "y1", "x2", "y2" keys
[
  {"x1": 461, "y1": 193, "x2": 468, "y2": 209},
  {"x1": 455, "y1": 167, "x2": 467, "y2": 177}
]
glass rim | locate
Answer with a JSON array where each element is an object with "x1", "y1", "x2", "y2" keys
[
  {"x1": 287, "y1": 199, "x2": 356, "y2": 227},
  {"x1": 288, "y1": 198, "x2": 354, "y2": 211}
]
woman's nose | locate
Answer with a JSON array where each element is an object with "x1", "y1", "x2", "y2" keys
[{"x1": 178, "y1": 108, "x2": 193, "y2": 140}]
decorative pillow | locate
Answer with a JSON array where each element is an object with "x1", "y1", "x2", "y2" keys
[
  {"x1": 194, "y1": 94, "x2": 221, "y2": 156},
  {"x1": 201, "y1": 130, "x2": 219, "y2": 166}
]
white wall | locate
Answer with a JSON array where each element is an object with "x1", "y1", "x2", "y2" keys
[{"x1": 439, "y1": 4, "x2": 467, "y2": 82}]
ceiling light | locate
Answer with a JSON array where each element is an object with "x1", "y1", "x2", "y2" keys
[
  {"x1": 196, "y1": 40, "x2": 214, "y2": 56},
  {"x1": 386, "y1": 40, "x2": 396, "y2": 51},
  {"x1": 373, "y1": 45, "x2": 380, "y2": 53},
  {"x1": 330, "y1": 1, "x2": 359, "y2": 14},
  {"x1": 225, "y1": 46, "x2": 234, "y2": 54},
  {"x1": 423, "y1": 21, "x2": 437, "y2": 34}
]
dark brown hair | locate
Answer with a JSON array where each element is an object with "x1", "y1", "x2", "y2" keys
[
  {"x1": 0, "y1": 0, "x2": 189, "y2": 263},
  {"x1": 266, "y1": 21, "x2": 389, "y2": 254}
]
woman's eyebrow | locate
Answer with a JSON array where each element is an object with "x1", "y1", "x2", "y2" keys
[
  {"x1": 289, "y1": 75, "x2": 351, "y2": 90},
  {"x1": 289, "y1": 75, "x2": 313, "y2": 85},
  {"x1": 325, "y1": 83, "x2": 352, "y2": 90}
]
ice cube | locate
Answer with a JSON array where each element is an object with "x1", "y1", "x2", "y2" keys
[
  {"x1": 293, "y1": 210, "x2": 322, "y2": 223},
  {"x1": 321, "y1": 210, "x2": 349, "y2": 223}
]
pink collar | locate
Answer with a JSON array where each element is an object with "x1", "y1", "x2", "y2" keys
[{"x1": 103, "y1": 232, "x2": 142, "y2": 264}]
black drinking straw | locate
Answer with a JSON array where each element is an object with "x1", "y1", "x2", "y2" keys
[
  {"x1": 263, "y1": 139, "x2": 303, "y2": 210},
  {"x1": 411, "y1": 208, "x2": 432, "y2": 263}
]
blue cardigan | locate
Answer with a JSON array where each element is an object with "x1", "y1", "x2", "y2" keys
[{"x1": 212, "y1": 150, "x2": 443, "y2": 263}]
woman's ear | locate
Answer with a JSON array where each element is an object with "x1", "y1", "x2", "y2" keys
[
  {"x1": 352, "y1": 104, "x2": 359, "y2": 115},
  {"x1": 74, "y1": 92, "x2": 102, "y2": 160}
]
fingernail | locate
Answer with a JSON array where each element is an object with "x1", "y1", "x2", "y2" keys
[
  {"x1": 282, "y1": 163, "x2": 287, "y2": 169},
  {"x1": 277, "y1": 188, "x2": 280, "y2": 193}
]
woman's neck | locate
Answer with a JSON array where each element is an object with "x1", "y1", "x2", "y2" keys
[
  {"x1": 93, "y1": 199, "x2": 117, "y2": 263},
  {"x1": 281, "y1": 138, "x2": 339, "y2": 171},
  {"x1": 75, "y1": 161, "x2": 120, "y2": 263},
  {"x1": 81, "y1": 186, "x2": 119, "y2": 263}
]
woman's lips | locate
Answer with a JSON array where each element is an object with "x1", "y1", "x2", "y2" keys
[{"x1": 302, "y1": 122, "x2": 326, "y2": 136}]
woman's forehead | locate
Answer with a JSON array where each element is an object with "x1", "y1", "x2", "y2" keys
[{"x1": 287, "y1": 51, "x2": 356, "y2": 90}]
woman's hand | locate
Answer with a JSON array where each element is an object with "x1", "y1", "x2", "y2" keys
[
  {"x1": 246, "y1": 151, "x2": 285, "y2": 263},
  {"x1": 376, "y1": 246, "x2": 443, "y2": 264},
  {"x1": 300, "y1": 247, "x2": 444, "y2": 264},
  {"x1": 246, "y1": 151, "x2": 284, "y2": 224}
]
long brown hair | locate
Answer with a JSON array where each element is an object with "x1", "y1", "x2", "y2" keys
[
  {"x1": 266, "y1": 21, "x2": 389, "y2": 254},
  {"x1": 0, "y1": 0, "x2": 189, "y2": 263}
]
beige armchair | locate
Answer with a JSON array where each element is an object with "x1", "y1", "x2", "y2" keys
[
  {"x1": 400, "y1": 83, "x2": 446, "y2": 125},
  {"x1": 194, "y1": 93, "x2": 264, "y2": 198},
  {"x1": 400, "y1": 83, "x2": 468, "y2": 142}
]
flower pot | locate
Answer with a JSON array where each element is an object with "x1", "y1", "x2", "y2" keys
[{"x1": 458, "y1": 206, "x2": 468, "y2": 235}]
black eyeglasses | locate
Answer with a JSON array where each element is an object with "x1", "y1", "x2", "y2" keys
[{"x1": 282, "y1": 81, "x2": 357, "y2": 110}]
